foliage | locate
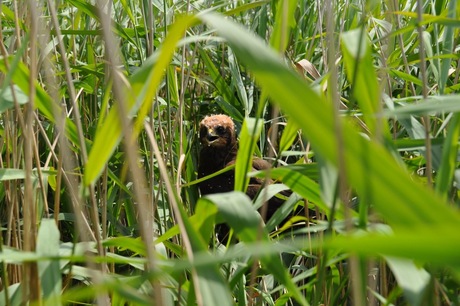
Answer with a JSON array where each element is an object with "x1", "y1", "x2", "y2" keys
[{"x1": 0, "y1": 0, "x2": 459, "y2": 305}]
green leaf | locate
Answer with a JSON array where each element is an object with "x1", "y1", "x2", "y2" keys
[
  {"x1": 341, "y1": 28, "x2": 383, "y2": 135},
  {"x1": 385, "y1": 257, "x2": 430, "y2": 306},
  {"x1": 0, "y1": 248, "x2": 41, "y2": 263},
  {"x1": 0, "y1": 283, "x2": 22, "y2": 306},
  {"x1": 384, "y1": 95, "x2": 460, "y2": 118},
  {"x1": 0, "y1": 33, "x2": 29, "y2": 113},
  {"x1": 0, "y1": 85, "x2": 28, "y2": 113},
  {"x1": 0, "y1": 168, "x2": 28, "y2": 181},
  {"x1": 83, "y1": 104, "x2": 123, "y2": 186},
  {"x1": 103, "y1": 237, "x2": 146, "y2": 256},
  {"x1": 265, "y1": 190, "x2": 303, "y2": 232},
  {"x1": 154, "y1": 196, "x2": 220, "y2": 246},
  {"x1": 223, "y1": 0, "x2": 269, "y2": 16},
  {"x1": 205, "y1": 192, "x2": 263, "y2": 241},
  {"x1": 269, "y1": 0, "x2": 297, "y2": 52},
  {"x1": 193, "y1": 197, "x2": 219, "y2": 242},
  {"x1": 0, "y1": 168, "x2": 56, "y2": 181},
  {"x1": 320, "y1": 227, "x2": 460, "y2": 267},
  {"x1": 389, "y1": 69, "x2": 423, "y2": 86},
  {"x1": 278, "y1": 119, "x2": 299, "y2": 154},
  {"x1": 234, "y1": 117, "x2": 263, "y2": 192},
  {"x1": 251, "y1": 165, "x2": 332, "y2": 215},
  {"x1": 228, "y1": 48, "x2": 251, "y2": 115},
  {"x1": 439, "y1": 0, "x2": 457, "y2": 94},
  {"x1": 435, "y1": 113, "x2": 460, "y2": 198},
  {"x1": 394, "y1": 11, "x2": 460, "y2": 27},
  {"x1": 37, "y1": 219, "x2": 62, "y2": 305}
]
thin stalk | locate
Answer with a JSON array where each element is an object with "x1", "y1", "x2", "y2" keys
[
  {"x1": 0, "y1": 5, "x2": 10, "y2": 288},
  {"x1": 390, "y1": 0, "x2": 417, "y2": 97},
  {"x1": 54, "y1": 151, "x2": 63, "y2": 225},
  {"x1": 24, "y1": 0, "x2": 39, "y2": 302},
  {"x1": 176, "y1": 0, "x2": 191, "y2": 196},
  {"x1": 0, "y1": 5, "x2": 27, "y2": 284},
  {"x1": 163, "y1": 0, "x2": 173, "y2": 181},
  {"x1": 46, "y1": 0, "x2": 87, "y2": 162},
  {"x1": 416, "y1": 0, "x2": 432, "y2": 186},
  {"x1": 12, "y1": 0, "x2": 22, "y2": 50},
  {"x1": 48, "y1": 2, "x2": 109, "y2": 264},
  {"x1": 325, "y1": 0, "x2": 365, "y2": 305},
  {"x1": 96, "y1": 1, "x2": 161, "y2": 304},
  {"x1": 46, "y1": 0, "x2": 105, "y2": 239},
  {"x1": 32, "y1": 134, "x2": 49, "y2": 218},
  {"x1": 145, "y1": 0, "x2": 156, "y2": 226}
]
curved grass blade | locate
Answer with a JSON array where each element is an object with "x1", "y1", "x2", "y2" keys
[
  {"x1": 278, "y1": 119, "x2": 300, "y2": 154},
  {"x1": 435, "y1": 113, "x2": 460, "y2": 198},
  {"x1": 384, "y1": 95, "x2": 460, "y2": 118},
  {"x1": 37, "y1": 219, "x2": 62, "y2": 305},
  {"x1": 341, "y1": 28, "x2": 382, "y2": 135},
  {"x1": 234, "y1": 117, "x2": 263, "y2": 192},
  {"x1": 251, "y1": 165, "x2": 332, "y2": 215},
  {"x1": 385, "y1": 257, "x2": 430, "y2": 306},
  {"x1": 319, "y1": 226, "x2": 460, "y2": 267},
  {"x1": 439, "y1": 0, "x2": 457, "y2": 94}
]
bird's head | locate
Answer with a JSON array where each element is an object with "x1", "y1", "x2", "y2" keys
[{"x1": 199, "y1": 114, "x2": 237, "y2": 149}]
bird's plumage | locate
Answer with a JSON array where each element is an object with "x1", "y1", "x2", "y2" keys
[
  {"x1": 198, "y1": 115, "x2": 274, "y2": 197},
  {"x1": 198, "y1": 115, "x2": 238, "y2": 195},
  {"x1": 198, "y1": 115, "x2": 290, "y2": 224}
]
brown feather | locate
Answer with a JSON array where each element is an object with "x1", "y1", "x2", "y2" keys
[
  {"x1": 198, "y1": 115, "x2": 306, "y2": 242},
  {"x1": 198, "y1": 115, "x2": 238, "y2": 195},
  {"x1": 198, "y1": 115, "x2": 287, "y2": 214}
]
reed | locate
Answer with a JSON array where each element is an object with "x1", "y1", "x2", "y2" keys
[{"x1": 0, "y1": 0, "x2": 459, "y2": 305}]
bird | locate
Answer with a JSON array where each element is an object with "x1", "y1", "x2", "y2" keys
[
  {"x1": 198, "y1": 114, "x2": 274, "y2": 197},
  {"x1": 197, "y1": 114, "x2": 239, "y2": 196},
  {"x1": 197, "y1": 114, "x2": 295, "y2": 241}
]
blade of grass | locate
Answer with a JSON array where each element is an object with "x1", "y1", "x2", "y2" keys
[
  {"x1": 234, "y1": 117, "x2": 263, "y2": 192},
  {"x1": 37, "y1": 219, "x2": 61, "y2": 306},
  {"x1": 435, "y1": 113, "x2": 460, "y2": 198}
]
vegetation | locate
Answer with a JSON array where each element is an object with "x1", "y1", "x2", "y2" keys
[{"x1": 0, "y1": 0, "x2": 459, "y2": 305}]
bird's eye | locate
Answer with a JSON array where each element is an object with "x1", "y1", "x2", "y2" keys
[{"x1": 215, "y1": 126, "x2": 226, "y2": 135}]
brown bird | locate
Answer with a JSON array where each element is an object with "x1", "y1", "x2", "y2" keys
[{"x1": 198, "y1": 114, "x2": 292, "y2": 240}]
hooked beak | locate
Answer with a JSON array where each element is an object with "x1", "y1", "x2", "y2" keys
[{"x1": 205, "y1": 129, "x2": 219, "y2": 145}]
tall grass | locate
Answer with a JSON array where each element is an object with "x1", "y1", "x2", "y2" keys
[{"x1": 0, "y1": 0, "x2": 459, "y2": 305}]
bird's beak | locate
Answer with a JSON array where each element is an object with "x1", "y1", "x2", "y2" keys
[{"x1": 205, "y1": 128, "x2": 219, "y2": 145}]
